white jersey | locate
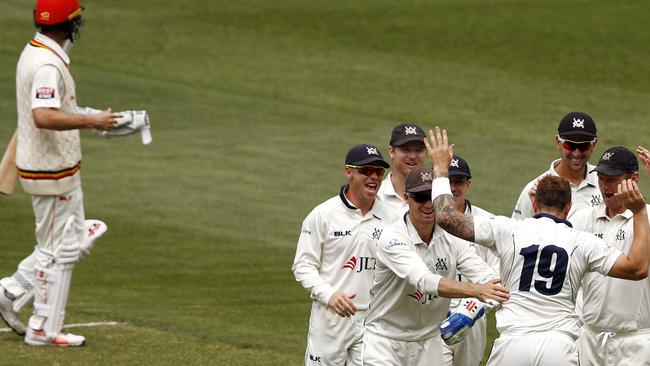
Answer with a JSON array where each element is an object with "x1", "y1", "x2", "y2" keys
[
  {"x1": 376, "y1": 172, "x2": 408, "y2": 218},
  {"x1": 571, "y1": 204, "x2": 650, "y2": 332},
  {"x1": 474, "y1": 214, "x2": 621, "y2": 338},
  {"x1": 512, "y1": 159, "x2": 601, "y2": 220},
  {"x1": 365, "y1": 214, "x2": 497, "y2": 342},
  {"x1": 449, "y1": 201, "x2": 500, "y2": 309},
  {"x1": 292, "y1": 185, "x2": 397, "y2": 310}
]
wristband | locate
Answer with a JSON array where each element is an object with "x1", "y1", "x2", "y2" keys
[{"x1": 431, "y1": 177, "x2": 452, "y2": 202}]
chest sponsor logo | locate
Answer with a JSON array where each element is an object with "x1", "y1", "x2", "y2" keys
[
  {"x1": 386, "y1": 239, "x2": 406, "y2": 249},
  {"x1": 334, "y1": 230, "x2": 352, "y2": 237},
  {"x1": 407, "y1": 290, "x2": 436, "y2": 304},
  {"x1": 372, "y1": 228, "x2": 382, "y2": 240},
  {"x1": 616, "y1": 229, "x2": 625, "y2": 241},
  {"x1": 35, "y1": 87, "x2": 55, "y2": 99},
  {"x1": 301, "y1": 226, "x2": 311, "y2": 235},
  {"x1": 342, "y1": 256, "x2": 375, "y2": 272},
  {"x1": 591, "y1": 195, "x2": 602, "y2": 206},
  {"x1": 435, "y1": 258, "x2": 448, "y2": 272}
]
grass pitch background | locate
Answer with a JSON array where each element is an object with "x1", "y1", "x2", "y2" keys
[{"x1": 0, "y1": 0, "x2": 649, "y2": 364}]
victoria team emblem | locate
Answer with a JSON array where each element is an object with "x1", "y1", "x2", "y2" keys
[
  {"x1": 366, "y1": 147, "x2": 379, "y2": 155},
  {"x1": 572, "y1": 118, "x2": 585, "y2": 128}
]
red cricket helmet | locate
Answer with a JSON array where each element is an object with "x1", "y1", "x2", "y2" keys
[{"x1": 34, "y1": 0, "x2": 83, "y2": 27}]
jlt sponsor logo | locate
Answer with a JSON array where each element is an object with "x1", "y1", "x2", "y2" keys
[
  {"x1": 407, "y1": 290, "x2": 435, "y2": 304},
  {"x1": 342, "y1": 256, "x2": 376, "y2": 272}
]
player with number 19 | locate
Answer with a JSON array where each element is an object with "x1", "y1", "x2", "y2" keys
[{"x1": 426, "y1": 127, "x2": 650, "y2": 365}]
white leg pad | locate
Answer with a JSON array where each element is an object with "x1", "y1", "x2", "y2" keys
[{"x1": 32, "y1": 263, "x2": 73, "y2": 338}]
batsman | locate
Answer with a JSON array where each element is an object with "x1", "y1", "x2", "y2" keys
[{"x1": 0, "y1": 0, "x2": 148, "y2": 346}]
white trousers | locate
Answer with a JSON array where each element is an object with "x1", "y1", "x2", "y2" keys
[
  {"x1": 0, "y1": 186, "x2": 84, "y2": 301},
  {"x1": 440, "y1": 316, "x2": 487, "y2": 366},
  {"x1": 362, "y1": 330, "x2": 445, "y2": 366},
  {"x1": 305, "y1": 302, "x2": 366, "y2": 366},
  {"x1": 578, "y1": 325, "x2": 650, "y2": 366},
  {"x1": 487, "y1": 332, "x2": 578, "y2": 366}
]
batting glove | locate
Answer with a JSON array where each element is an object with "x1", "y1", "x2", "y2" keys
[{"x1": 439, "y1": 298, "x2": 485, "y2": 346}]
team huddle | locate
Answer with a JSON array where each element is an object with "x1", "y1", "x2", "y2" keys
[{"x1": 292, "y1": 115, "x2": 650, "y2": 366}]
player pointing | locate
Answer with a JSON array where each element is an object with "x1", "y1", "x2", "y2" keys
[{"x1": 426, "y1": 127, "x2": 650, "y2": 365}]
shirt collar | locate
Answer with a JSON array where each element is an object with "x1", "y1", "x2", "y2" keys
[
  {"x1": 594, "y1": 202, "x2": 633, "y2": 221},
  {"x1": 339, "y1": 184, "x2": 385, "y2": 220},
  {"x1": 533, "y1": 213, "x2": 573, "y2": 227},
  {"x1": 33, "y1": 32, "x2": 70, "y2": 65},
  {"x1": 549, "y1": 159, "x2": 598, "y2": 188},
  {"x1": 404, "y1": 212, "x2": 443, "y2": 246}
]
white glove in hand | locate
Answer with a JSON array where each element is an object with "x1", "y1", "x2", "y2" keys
[
  {"x1": 95, "y1": 110, "x2": 152, "y2": 145},
  {"x1": 439, "y1": 298, "x2": 486, "y2": 346}
]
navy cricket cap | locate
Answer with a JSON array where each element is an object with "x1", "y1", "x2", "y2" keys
[
  {"x1": 557, "y1": 112, "x2": 597, "y2": 140},
  {"x1": 390, "y1": 123, "x2": 426, "y2": 147},
  {"x1": 345, "y1": 144, "x2": 390, "y2": 168},
  {"x1": 448, "y1": 155, "x2": 472, "y2": 178},
  {"x1": 591, "y1": 146, "x2": 639, "y2": 176},
  {"x1": 405, "y1": 167, "x2": 434, "y2": 193}
]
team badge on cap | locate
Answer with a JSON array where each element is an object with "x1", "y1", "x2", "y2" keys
[
  {"x1": 572, "y1": 118, "x2": 585, "y2": 129},
  {"x1": 366, "y1": 146, "x2": 378, "y2": 155},
  {"x1": 602, "y1": 152, "x2": 613, "y2": 161}
]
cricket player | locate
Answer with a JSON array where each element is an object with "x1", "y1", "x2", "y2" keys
[
  {"x1": 362, "y1": 167, "x2": 509, "y2": 366},
  {"x1": 0, "y1": 0, "x2": 118, "y2": 346},
  {"x1": 571, "y1": 147, "x2": 650, "y2": 366},
  {"x1": 426, "y1": 127, "x2": 650, "y2": 366},
  {"x1": 442, "y1": 155, "x2": 499, "y2": 366},
  {"x1": 512, "y1": 111, "x2": 602, "y2": 220},
  {"x1": 377, "y1": 123, "x2": 427, "y2": 215},
  {"x1": 292, "y1": 144, "x2": 397, "y2": 366}
]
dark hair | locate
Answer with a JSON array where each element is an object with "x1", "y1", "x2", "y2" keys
[
  {"x1": 535, "y1": 176, "x2": 571, "y2": 211},
  {"x1": 36, "y1": 16, "x2": 84, "y2": 41}
]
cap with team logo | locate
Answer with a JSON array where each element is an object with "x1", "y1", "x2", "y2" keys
[
  {"x1": 557, "y1": 111, "x2": 597, "y2": 141},
  {"x1": 591, "y1": 146, "x2": 638, "y2": 176},
  {"x1": 345, "y1": 144, "x2": 390, "y2": 168},
  {"x1": 448, "y1": 155, "x2": 472, "y2": 178},
  {"x1": 405, "y1": 167, "x2": 434, "y2": 193},
  {"x1": 390, "y1": 123, "x2": 426, "y2": 147}
]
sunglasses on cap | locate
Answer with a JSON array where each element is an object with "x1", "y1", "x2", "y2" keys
[
  {"x1": 346, "y1": 165, "x2": 386, "y2": 177},
  {"x1": 557, "y1": 136, "x2": 596, "y2": 152},
  {"x1": 407, "y1": 191, "x2": 432, "y2": 203}
]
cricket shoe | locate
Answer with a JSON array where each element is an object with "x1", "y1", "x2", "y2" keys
[
  {"x1": 0, "y1": 289, "x2": 26, "y2": 336},
  {"x1": 24, "y1": 328, "x2": 86, "y2": 347}
]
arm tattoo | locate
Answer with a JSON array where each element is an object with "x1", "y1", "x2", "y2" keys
[{"x1": 433, "y1": 195, "x2": 475, "y2": 242}]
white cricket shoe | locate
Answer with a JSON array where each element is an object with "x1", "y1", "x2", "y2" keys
[
  {"x1": 25, "y1": 328, "x2": 86, "y2": 347},
  {"x1": 0, "y1": 289, "x2": 26, "y2": 336}
]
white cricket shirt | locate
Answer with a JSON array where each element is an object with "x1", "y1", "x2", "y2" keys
[
  {"x1": 571, "y1": 204, "x2": 650, "y2": 331},
  {"x1": 474, "y1": 213, "x2": 621, "y2": 338},
  {"x1": 512, "y1": 159, "x2": 602, "y2": 220},
  {"x1": 376, "y1": 173, "x2": 408, "y2": 218},
  {"x1": 292, "y1": 185, "x2": 398, "y2": 310},
  {"x1": 365, "y1": 214, "x2": 497, "y2": 342}
]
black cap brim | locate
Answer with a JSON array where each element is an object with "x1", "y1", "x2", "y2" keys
[
  {"x1": 353, "y1": 157, "x2": 390, "y2": 168},
  {"x1": 590, "y1": 165, "x2": 627, "y2": 176},
  {"x1": 448, "y1": 172, "x2": 471, "y2": 178},
  {"x1": 406, "y1": 184, "x2": 432, "y2": 194},
  {"x1": 391, "y1": 137, "x2": 425, "y2": 147}
]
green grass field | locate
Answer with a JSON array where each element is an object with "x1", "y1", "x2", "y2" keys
[{"x1": 0, "y1": 0, "x2": 649, "y2": 364}]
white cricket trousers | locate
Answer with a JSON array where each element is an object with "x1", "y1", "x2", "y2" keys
[
  {"x1": 305, "y1": 302, "x2": 366, "y2": 366},
  {"x1": 0, "y1": 186, "x2": 84, "y2": 299},
  {"x1": 487, "y1": 331, "x2": 579, "y2": 366},
  {"x1": 362, "y1": 330, "x2": 445, "y2": 366},
  {"x1": 578, "y1": 325, "x2": 650, "y2": 366},
  {"x1": 440, "y1": 316, "x2": 487, "y2": 366}
]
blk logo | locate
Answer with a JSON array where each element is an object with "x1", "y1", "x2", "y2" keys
[
  {"x1": 407, "y1": 290, "x2": 434, "y2": 304},
  {"x1": 435, "y1": 258, "x2": 448, "y2": 271},
  {"x1": 334, "y1": 230, "x2": 352, "y2": 237},
  {"x1": 309, "y1": 354, "x2": 321, "y2": 363},
  {"x1": 342, "y1": 256, "x2": 375, "y2": 272},
  {"x1": 595, "y1": 233, "x2": 604, "y2": 239}
]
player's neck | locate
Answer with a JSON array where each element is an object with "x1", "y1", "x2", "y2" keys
[
  {"x1": 409, "y1": 213, "x2": 434, "y2": 244},
  {"x1": 555, "y1": 161, "x2": 586, "y2": 186},
  {"x1": 41, "y1": 31, "x2": 67, "y2": 47},
  {"x1": 605, "y1": 203, "x2": 626, "y2": 218}
]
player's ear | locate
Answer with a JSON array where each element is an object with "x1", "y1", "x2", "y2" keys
[
  {"x1": 562, "y1": 202, "x2": 572, "y2": 218},
  {"x1": 344, "y1": 166, "x2": 353, "y2": 180},
  {"x1": 388, "y1": 145, "x2": 396, "y2": 159},
  {"x1": 532, "y1": 198, "x2": 539, "y2": 214},
  {"x1": 631, "y1": 172, "x2": 640, "y2": 183}
]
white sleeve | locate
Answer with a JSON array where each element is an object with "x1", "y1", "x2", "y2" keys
[
  {"x1": 579, "y1": 233, "x2": 621, "y2": 276},
  {"x1": 454, "y1": 238, "x2": 498, "y2": 284},
  {"x1": 376, "y1": 234, "x2": 442, "y2": 296},
  {"x1": 511, "y1": 182, "x2": 534, "y2": 220},
  {"x1": 291, "y1": 211, "x2": 335, "y2": 305},
  {"x1": 31, "y1": 65, "x2": 62, "y2": 109}
]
